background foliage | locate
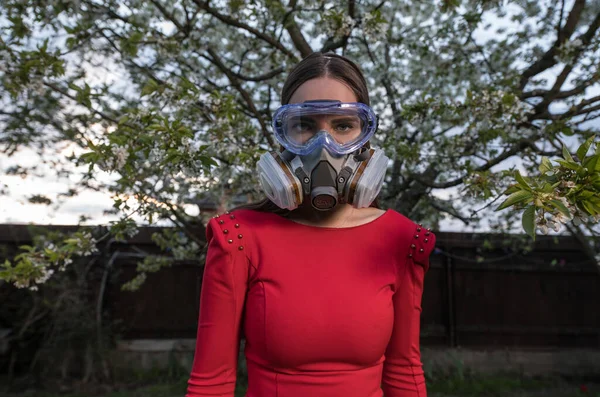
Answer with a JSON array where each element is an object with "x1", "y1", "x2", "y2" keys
[{"x1": 1, "y1": 0, "x2": 600, "y2": 290}]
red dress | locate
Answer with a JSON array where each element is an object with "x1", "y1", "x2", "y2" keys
[{"x1": 186, "y1": 208, "x2": 436, "y2": 397}]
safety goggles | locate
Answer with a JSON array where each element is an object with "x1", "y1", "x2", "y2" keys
[{"x1": 272, "y1": 100, "x2": 378, "y2": 155}]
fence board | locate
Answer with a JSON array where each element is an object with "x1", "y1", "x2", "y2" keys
[{"x1": 0, "y1": 224, "x2": 598, "y2": 348}]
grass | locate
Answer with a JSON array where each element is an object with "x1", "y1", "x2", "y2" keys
[
  {"x1": 3, "y1": 366, "x2": 600, "y2": 397},
  {"x1": 429, "y1": 373, "x2": 562, "y2": 396}
]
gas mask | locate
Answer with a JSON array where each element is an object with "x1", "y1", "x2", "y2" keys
[{"x1": 256, "y1": 100, "x2": 389, "y2": 211}]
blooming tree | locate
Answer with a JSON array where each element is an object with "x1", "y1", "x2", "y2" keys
[{"x1": 1, "y1": 0, "x2": 600, "y2": 290}]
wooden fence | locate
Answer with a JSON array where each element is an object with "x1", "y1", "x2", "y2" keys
[{"x1": 0, "y1": 223, "x2": 598, "y2": 349}]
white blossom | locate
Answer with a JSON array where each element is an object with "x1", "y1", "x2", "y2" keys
[
  {"x1": 547, "y1": 220, "x2": 561, "y2": 232},
  {"x1": 148, "y1": 148, "x2": 164, "y2": 163},
  {"x1": 112, "y1": 146, "x2": 129, "y2": 170},
  {"x1": 553, "y1": 212, "x2": 571, "y2": 224}
]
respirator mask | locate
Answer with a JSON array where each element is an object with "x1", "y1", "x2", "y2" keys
[{"x1": 256, "y1": 100, "x2": 389, "y2": 211}]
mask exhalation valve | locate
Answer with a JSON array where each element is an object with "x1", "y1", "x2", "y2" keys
[{"x1": 311, "y1": 186, "x2": 337, "y2": 210}]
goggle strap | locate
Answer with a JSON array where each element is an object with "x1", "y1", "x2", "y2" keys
[{"x1": 290, "y1": 156, "x2": 304, "y2": 173}]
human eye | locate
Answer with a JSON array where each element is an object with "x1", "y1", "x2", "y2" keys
[
  {"x1": 334, "y1": 119, "x2": 360, "y2": 133},
  {"x1": 336, "y1": 123, "x2": 354, "y2": 132},
  {"x1": 289, "y1": 117, "x2": 315, "y2": 132}
]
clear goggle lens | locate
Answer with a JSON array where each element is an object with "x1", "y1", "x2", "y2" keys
[
  {"x1": 284, "y1": 112, "x2": 365, "y2": 145},
  {"x1": 272, "y1": 102, "x2": 378, "y2": 155}
]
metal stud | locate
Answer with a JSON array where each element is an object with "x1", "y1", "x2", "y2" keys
[
  {"x1": 228, "y1": 239, "x2": 233, "y2": 244},
  {"x1": 238, "y1": 246, "x2": 244, "y2": 250},
  {"x1": 230, "y1": 215, "x2": 235, "y2": 219},
  {"x1": 238, "y1": 234, "x2": 243, "y2": 239},
  {"x1": 408, "y1": 253, "x2": 413, "y2": 258},
  {"x1": 219, "y1": 220, "x2": 224, "y2": 224},
  {"x1": 425, "y1": 238, "x2": 429, "y2": 243},
  {"x1": 415, "y1": 234, "x2": 419, "y2": 239},
  {"x1": 417, "y1": 228, "x2": 421, "y2": 232},
  {"x1": 411, "y1": 244, "x2": 416, "y2": 248},
  {"x1": 425, "y1": 232, "x2": 430, "y2": 236},
  {"x1": 235, "y1": 223, "x2": 240, "y2": 228},
  {"x1": 223, "y1": 229, "x2": 229, "y2": 234},
  {"x1": 419, "y1": 248, "x2": 424, "y2": 253},
  {"x1": 225, "y1": 211, "x2": 230, "y2": 214}
]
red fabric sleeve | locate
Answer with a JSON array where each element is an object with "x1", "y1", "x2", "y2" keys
[
  {"x1": 185, "y1": 216, "x2": 249, "y2": 397},
  {"x1": 382, "y1": 224, "x2": 436, "y2": 397}
]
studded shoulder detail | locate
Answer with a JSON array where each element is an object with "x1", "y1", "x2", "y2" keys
[
  {"x1": 209, "y1": 210, "x2": 248, "y2": 252},
  {"x1": 407, "y1": 222, "x2": 436, "y2": 272}
]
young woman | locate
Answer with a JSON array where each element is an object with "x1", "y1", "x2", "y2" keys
[{"x1": 185, "y1": 52, "x2": 436, "y2": 397}]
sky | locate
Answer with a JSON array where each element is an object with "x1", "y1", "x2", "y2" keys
[{"x1": 0, "y1": 1, "x2": 599, "y2": 232}]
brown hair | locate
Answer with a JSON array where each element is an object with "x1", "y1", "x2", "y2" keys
[{"x1": 230, "y1": 52, "x2": 380, "y2": 214}]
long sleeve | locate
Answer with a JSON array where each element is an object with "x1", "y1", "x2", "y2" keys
[
  {"x1": 382, "y1": 224, "x2": 436, "y2": 397},
  {"x1": 186, "y1": 215, "x2": 250, "y2": 397}
]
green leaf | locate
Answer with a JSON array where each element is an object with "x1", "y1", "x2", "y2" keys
[
  {"x1": 501, "y1": 93, "x2": 515, "y2": 107},
  {"x1": 540, "y1": 183, "x2": 554, "y2": 193},
  {"x1": 141, "y1": 79, "x2": 159, "y2": 97},
  {"x1": 539, "y1": 156, "x2": 553, "y2": 174},
  {"x1": 582, "y1": 154, "x2": 599, "y2": 172},
  {"x1": 495, "y1": 190, "x2": 533, "y2": 211},
  {"x1": 502, "y1": 184, "x2": 521, "y2": 195},
  {"x1": 549, "y1": 200, "x2": 571, "y2": 218},
  {"x1": 555, "y1": 159, "x2": 582, "y2": 172},
  {"x1": 18, "y1": 245, "x2": 35, "y2": 252},
  {"x1": 577, "y1": 135, "x2": 596, "y2": 160},
  {"x1": 589, "y1": 201, "x2": 600, "y2": 214},
  {"x1": 522, "y1": 205, "x2": 536, "y2": 239},
  {"x1": 514, "y1": 170, "x2": 532, "y2": 191},
  {"x1": 579, "y1": 190, "x2": 597, "y2": 199},
  {"x1": 562, "y1": 143, "x2": 575, "y2": 162},
  {"x1": 581, "y1": 200, "x2": 597, "y2": 216}
]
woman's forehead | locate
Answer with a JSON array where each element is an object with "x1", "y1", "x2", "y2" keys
[{"x1": 288, "y1": 77, "x2": 357, "y2": 104}]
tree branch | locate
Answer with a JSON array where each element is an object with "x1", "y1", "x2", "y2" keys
[
  {"x1": 280, "y1": 0, "x2": 313, "y2": 57},
  {"x1": 519, "y1": 0, "x2": 586, "y2": 90},
  {"x1": 148, "y1": 0, "x2": 187, "y2": 34},
  {"x1": 321, "y1": 0, "x2": 355, "y2": 53},
  {"x1": 230, "y1": 66, "x2": 286, "y2": 82},
  {"x1": 538, "y1": 94, "x2": 600, "y2": 120},
  {"x1": 521, "y1": 73, "x2": 600, "y2": 99},
  {"x1": 205, "y1": 48, "x2": 275, "y2": 148},
  {"x1": 421, "y1": 139, "x2": 534, "y2": 189},
  {"x1": 43, "y1": 82, "x2": 119, "y2": 125},
  {"x1": 430, "y1": 199, "x2": 471, "y2": 225},
  {"x1": 192, "y1": 0, "x2": 298, "y2": 60}
]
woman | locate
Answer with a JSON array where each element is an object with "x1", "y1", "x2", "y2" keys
[{"x1": 185, "y1": 52, "x2": 436, "y2": 397}]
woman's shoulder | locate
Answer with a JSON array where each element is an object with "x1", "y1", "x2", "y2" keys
[
  {"x1": 215, "y1": 208, "x2": 278, "y2": 230},
  {"x1": 203, "y1": 209, "x2": 268, "y2": 268},
  {"x1": 205, "y1": 208, "x2": 273, "y2": 244},
  {"x1": 383, "y1": 209, "x2": 437, "y2": 270},
  {"x1": 384, "y1": 208, "x2": 431, "y2": 232}
]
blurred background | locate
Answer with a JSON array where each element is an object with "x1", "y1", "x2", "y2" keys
[{"x1": 1, "y1": 0, "x2": 599, "y2": 396}]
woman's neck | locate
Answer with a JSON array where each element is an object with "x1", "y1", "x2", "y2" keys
[{"x1": 286, "y1": 203, "x2": 358, "y2": 228}]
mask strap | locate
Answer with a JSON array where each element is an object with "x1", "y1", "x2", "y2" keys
[
  {"x1": 290, "y1": 156, "x2": 311, "y2": 195},
  {"x1": 354, "y1": 145, "x2": 371, "y2": 161}
]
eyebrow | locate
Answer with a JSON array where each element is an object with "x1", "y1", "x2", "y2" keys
[
  {"x1": 329, "y1": 116, "x2": 360, "y2": 123},
  {"x1": 291, "y1": 115, "x2": 359, "y2": 122}
]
